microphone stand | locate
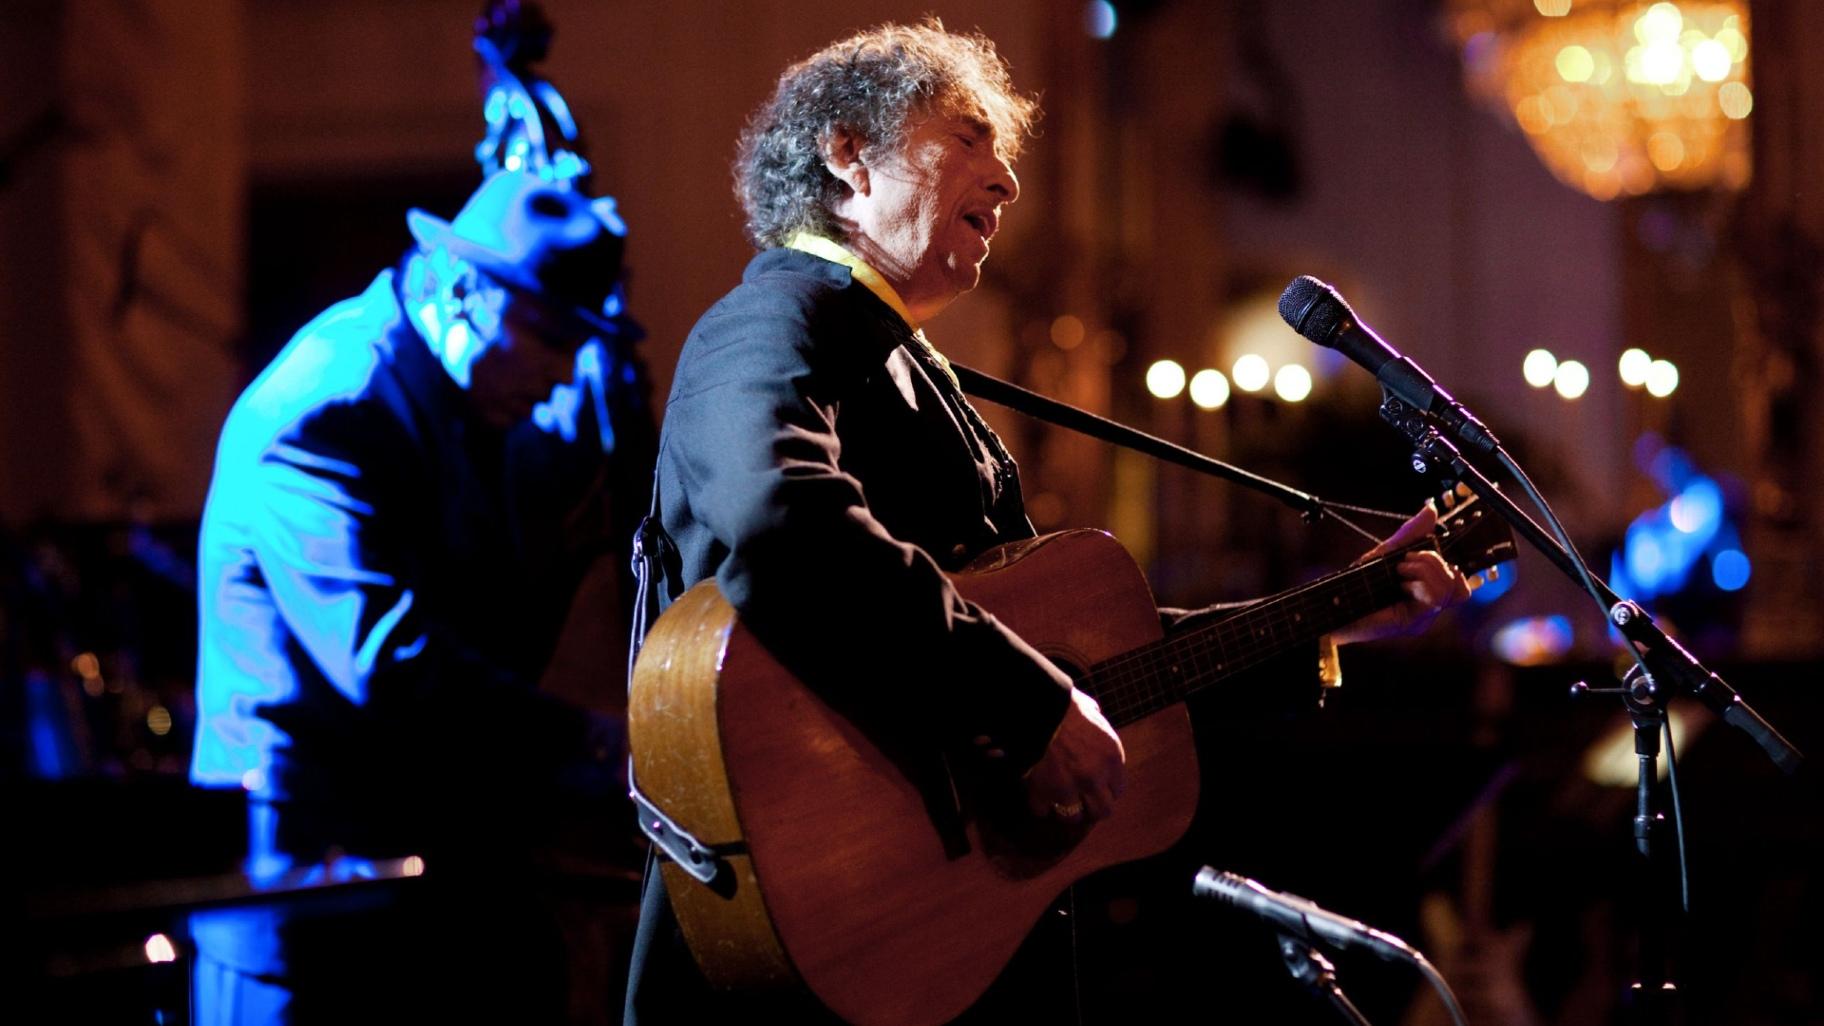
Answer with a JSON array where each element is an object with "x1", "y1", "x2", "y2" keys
[
  {"x1": 1277, "y1": 934, "x2": 1375, "y2": 1026},
  {"x1": 1376, "y1": 392, "x2": 1804, "y2": 1024}
]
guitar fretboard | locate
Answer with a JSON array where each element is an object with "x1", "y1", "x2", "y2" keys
[{"x1": 1083, "y1": 549, "x2": 1415, "y2": 728}]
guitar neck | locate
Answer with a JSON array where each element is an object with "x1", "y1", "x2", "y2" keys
[{"x1": 1084, "y1": 546, "x2": 1421, "y2": 728}]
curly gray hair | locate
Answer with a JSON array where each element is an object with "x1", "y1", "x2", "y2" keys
[{"x1": 734, "y1": 18, "x2": 1039, "y2": 250}]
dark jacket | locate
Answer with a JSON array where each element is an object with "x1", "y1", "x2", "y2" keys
[
  {"x1": 191, "y1": 270, "x2": 617, "y2": 852},
  {"x1": 652, "y1": 246, "x2": 1072, "y2": 769}
]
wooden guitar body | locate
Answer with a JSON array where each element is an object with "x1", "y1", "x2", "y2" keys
[
  {"x1": 629, "y1": 490, "x2": 1515, "y2": 1026},
  {"x1": 630, "y1": 530, "x2": 1198, "y2": 1026}
]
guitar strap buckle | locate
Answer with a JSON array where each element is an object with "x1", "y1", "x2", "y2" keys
[{"x1": 630, "y1": 772, "x2": 744, "y2": 888}]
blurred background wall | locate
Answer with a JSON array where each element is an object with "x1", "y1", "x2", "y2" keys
[{"x1": 4, "y1": 1, "x2": 1821, "y2": 1023}]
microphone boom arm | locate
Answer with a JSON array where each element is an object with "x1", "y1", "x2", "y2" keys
[{"x1": 1382, "y1": 396, "x2": 1802, "y2": 774}]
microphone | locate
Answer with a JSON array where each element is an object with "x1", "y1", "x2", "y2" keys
[
  {"x1": 1194, "y1": 866, "x2": 1420, "y2": 965},
  {"x1": 1278, "y1": 276, "x2": 1500, "y2": 457}
]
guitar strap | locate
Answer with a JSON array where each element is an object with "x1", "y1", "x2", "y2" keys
[
  {"x1": 625, "y1": 456, "x2": 738, "y2": 886},
  {"x1": 951, "y1": 362, "x2": 1407, "y2": 538},
  {"x1": 622, "y1": 443, "x2": 972, "y2": 877}
]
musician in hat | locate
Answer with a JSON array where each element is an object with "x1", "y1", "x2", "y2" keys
[{"x1": 189, "y1": 169, "x2": 635, "y2": 1024}]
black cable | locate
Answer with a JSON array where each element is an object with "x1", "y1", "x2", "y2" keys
[{"x1": 1496, "y1": 448, "x2": 1655, "y2": 680}]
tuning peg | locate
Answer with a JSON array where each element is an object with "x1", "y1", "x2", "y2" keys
[
  {"x1": 1466, "y1": 573, "x2": 1486, "y2": 592},
  {"x1": 1485, "y1": 566, "x2": 1499, "y2": 581}
]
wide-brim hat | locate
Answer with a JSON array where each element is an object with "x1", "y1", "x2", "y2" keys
[{"x1": 406, "y1": 170, "x2": 634, "y2": 338}]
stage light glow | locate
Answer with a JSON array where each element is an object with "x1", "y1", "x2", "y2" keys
[
  {"x1": 1718, "y1": 81, "x2": 1753, "y2": 119},
  {"x1": 1146, "y1": 359, "x2": 1186, "y2": 399},
  {"x1": 1718, "y1": 21, "x2": 1747, "y2": 60},
  {"x1": 1636, "y1": 4, "x2": 1684, "y2": 46},
  {"x1": 1692, "y1": 38, "x2": 1732, "y2": 81},
  {"x1": 403, "y1": 855, "x2": 427, "y2": 877},
  {"x1": 1669, "y1": 479, "x2": 1723, "y2": 535},
  {"x1": 1084, "y1": 1, "x2": 1117, "y2": 39},
  {"x1": 1523, "y1": 348, "x2": 1558, "y2": 387},
  {"x1": 145, "y1": 934, "x2": 178, "y2": 964},
  {"x1": 1492, "y1": 614, "x2": 1573, "y2": 666},
  {"x1": 1646, "y1": 358, "x2": 1679, "y2": 396},
  {"x1": 1554, "y1": 359, "x2": 1590, "y2": 399},
  {"x1": 1619, "y1": 347, "x2": 1652, "y2": 386},
  {"x1": 1189, "y1": 369, "x2": 1230, "y2": 410},
  {"x1": 1712, "y1": 548, "x2": 1751, "y2": 591},
  {"x1": 1232, "y1": 354, "x2": 1270, "y2": 392},
  {"x1": 1274, "y1": 364, "x2": 1313, "y2": 402},
  {"x1": 1557, "y1": 45, "x2": 1595, "y2": 82},
  {"x1": 1585, "y1": 708, "x2": 1700, "y2": 786},
  {"x1": 1627, "y1": 531, "x2": 1666, "y2": 588},
  {"x1": 1648, "y1": 131, "x2": 1686, "y2": 171}
]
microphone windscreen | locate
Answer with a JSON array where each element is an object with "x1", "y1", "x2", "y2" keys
[{"x1": 1278, "y1": 276, "x2": 1349, "y2": 345}]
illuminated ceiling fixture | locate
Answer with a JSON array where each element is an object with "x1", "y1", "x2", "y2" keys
[{"x1": 1447, "y1": 1, "x2": 1751, "y2": 201}]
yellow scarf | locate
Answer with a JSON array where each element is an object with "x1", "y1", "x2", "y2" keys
[{"x1": 785, "y1": 232, "x2": 959, "y2": 387}]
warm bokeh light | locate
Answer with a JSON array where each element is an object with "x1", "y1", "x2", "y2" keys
[
  {"x1": 1146, "y1": 359, "x2": 1186, "y2": 399},
  {"x1": 1691, "y1": 38, "x2": 1732, "y2": 80},
  {"x1": 1556, "y1": 44, "x2": 1595, "y2": 81},
  {"x1": 1492, "y1": 614, "x2": 1573, "y2": 665},
  {"x1": 1049, "y1": 315, "x2": 1086, "y2": 351},
  {"x1": 1619, "y1": 347, "x2": 1652, "y2": 386},
  {"x1": 1554, "y1": 359, "x2": 1590, "y2": 398},
  {"x1": 1451, "y1": 1, "x2": 1752, "y2": 199},
  {"x1": 1232, "y1": 354, "x2": 1270, "y2": 392},
  {"x1": 1273, "y1": 364, "x2": 1313, "y2": 402},
  {"x1": 403, "y1": 855, "x2": 427, "y2": 877},
  {"x1": 1523, "y1": 348, "x2": 1559, "y2": 387},
  {"x1": 1719, "y1": 81, "x2": 1753, "y2": 119},
  {"x1": 1584, "y1": 707, "x2": 1697, "y2": 786},
  {"x1": 1645, "y1": 358, "x2": 1680, "y2": 396},
  {"x1": 145, "y1": 934, "x2": 178, "y2": 964},
  {"x1": 1189, "y1": 369, "x2": 1230, "y2": 410}
]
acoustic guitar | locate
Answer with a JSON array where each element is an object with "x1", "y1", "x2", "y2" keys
[{"x1": 629, "y1": 489, "x2": 1515, "y2": 1026}]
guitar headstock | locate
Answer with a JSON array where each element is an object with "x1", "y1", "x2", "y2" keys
[{"x1": 1433, "y1": 483, "x2": 1519, "y2": 591}]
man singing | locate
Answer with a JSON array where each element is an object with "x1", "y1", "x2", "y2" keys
[{"x1": 625, "y1": 20, "x2": 1465, "y2": 1025}]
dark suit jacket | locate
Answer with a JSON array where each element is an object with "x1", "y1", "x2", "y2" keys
[
  {"x1": 628, "y1": 247, "x2": 1325, "y2": 1025},
  {"x1": 652, "y1": 246, "x2": 1073, "y2": 769},
  {"x1": 191, "y1": 269, "x2": 617, "y2": 854}
]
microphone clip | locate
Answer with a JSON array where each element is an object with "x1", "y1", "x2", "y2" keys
[{"x1": 1378, "y1": 392, "x2": 1464, "y2": 488}]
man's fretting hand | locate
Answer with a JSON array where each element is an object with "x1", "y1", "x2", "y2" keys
[{"x1": 1331, "y1": 502, "x2": 1472, "y2": 646}]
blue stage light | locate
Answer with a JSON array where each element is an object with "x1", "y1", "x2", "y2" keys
[
  {"x1": 1085, "y1": 1, "x2": 1118, "y2": 39},
  {"x1": 1711, "y1": 548, "x2": 1751, "y2": 591}
]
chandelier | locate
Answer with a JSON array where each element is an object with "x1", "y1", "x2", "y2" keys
[{"x1": 1447, "y1": 1, "x2": 1752, "y2": 201}]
